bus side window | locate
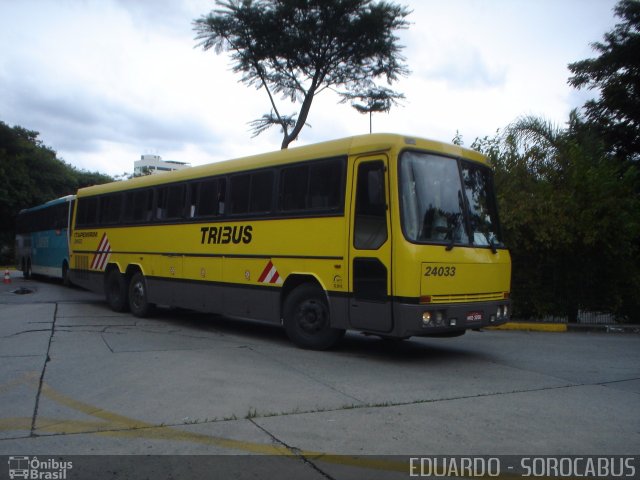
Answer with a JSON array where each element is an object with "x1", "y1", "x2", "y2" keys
[
  {"x1": 280, "y1": 165, "x2": 308, "y2": 211},
  {"x1": 131, "y1": 189, "x2": 153, "y2": 223},
  {"x1": 155, "y1": 187, "x2": 167, "y2": 220},
  {"x1": 279, "y1": 158, "x2": 345, "y2": 213},
  {"x1": 76, "y1": 197, "x2": 99, "y2": 227},
  {"x1": 218, "y1": 178, "x2": 226, "y2": 214},
  {"x1": 229, "y1": 174, "x2": 250, "y2": 215},
  {"x1": 101, "y1": 194, "x2": 123, "y2": 225},
  {"x1": 196, "y1": 178, "x2": 221, "y2": 217},
  {"x1": 249, "y1": 171, "x2": 274, "y2": 213},
  {"x1": 123, "y1": 192, "x2": 135, "y2": 223},
  {"x1": 187, "y1": 184, "x2": 197, "y2": 218},
  {"x1": 54, "y1": 203, "x2": 66, "y2": 229},
  {"x1": 166, "y1": 184, "x2": 186, "y2": 219},
  {"x1": 309, "y1": 160, "x2": 343, "y2": 209}
]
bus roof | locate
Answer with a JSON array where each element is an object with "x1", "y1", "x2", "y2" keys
[
  {"x1": 76, "y1": 133, "x2": 488, "y2": 198},
  {"x1": 19, "y1": 195, "x2": 75, "y2": 214}
]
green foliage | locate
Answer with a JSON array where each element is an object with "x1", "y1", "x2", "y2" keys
[
  {"x1": 194, "y1": 0, "x2": 410, "y2": 148},
  {"x1": 340, "y1": 86, "x2": 405, "y2": 133},
  {"x1": 472, "y1": 113, "x2": 640, "y2": 322},
  {"x1": 0, "y1": 121, "x2": 113, "y2": 264},
  {"x1": 342, "y1": 87, "x2": 405, "y2": 116},
  {"x1": 568, "y1": 0, "x2": 640, "y2": 162}
]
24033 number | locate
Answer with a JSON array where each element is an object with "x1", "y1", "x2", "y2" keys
[{"x1": 424, "y1": 265, "x2": 456, "y2": 277}]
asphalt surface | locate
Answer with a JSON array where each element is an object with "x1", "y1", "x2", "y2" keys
[{"x1": 1, "y1": 272, "x2": 639, "y2": 479}]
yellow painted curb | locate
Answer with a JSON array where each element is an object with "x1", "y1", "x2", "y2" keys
[{"x1": 487, "y1": 322, "x2": 567, "y2": 332}]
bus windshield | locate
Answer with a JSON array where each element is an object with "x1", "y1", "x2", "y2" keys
[{"x1": 399, "y1": 151, "x2": 503, "y2": 249}]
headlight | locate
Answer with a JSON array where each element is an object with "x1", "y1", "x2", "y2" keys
[{"x1": 422, "y1": 310, "x2": 448, "y2": 327}]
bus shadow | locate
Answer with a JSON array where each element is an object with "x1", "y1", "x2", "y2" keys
[
  {"x1": 152, "y1": 309, "x2": 488, "y2": 363},
  {"x1": 336, "y1": 332, "x2": 489, "y2": 363}
]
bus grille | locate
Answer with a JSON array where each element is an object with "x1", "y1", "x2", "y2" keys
[
  {"x1": 429, "y1": 292, "x2": 504, "y2": 304},
  {"x1": 74, "y1": 255, "x2": 89, "y2": 271}
]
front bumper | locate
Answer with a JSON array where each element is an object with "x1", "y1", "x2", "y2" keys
[{"x1": 392, "y1": 299, "x2": 510, "y2": 338}]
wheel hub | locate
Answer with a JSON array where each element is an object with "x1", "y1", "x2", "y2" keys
[{"x1": 297, "y1": 300, "x2": 326, "y2": 333}]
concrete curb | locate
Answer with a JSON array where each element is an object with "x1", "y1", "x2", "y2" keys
[
  {"x1": 488, "y1": 322, "x2": 567, "y2": 332},
  {"x1": 488, "y1": 321, "x2": 640, "y2": 334}
]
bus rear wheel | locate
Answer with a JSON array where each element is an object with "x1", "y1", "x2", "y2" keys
[
  {"x1": 128, "y1": 272, "x2": 154, "y2": 318},
  {"x1": 283, "y1": 284, "x2": 345, "y2": 350},
  {"x1": 105, "y1": 269, "x2": 128, "y2": 312},
  {"x1": 23, "y1": 259, "x2": 32, "y2": 279}
]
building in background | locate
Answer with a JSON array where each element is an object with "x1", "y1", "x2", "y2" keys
[{"x1": 134, "y1": 154, "x2": 191, "y2": 176}]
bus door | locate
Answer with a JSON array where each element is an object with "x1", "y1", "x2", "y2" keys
[{"x1": 349, "y1": 156, "x2": 393, "y2": 333}]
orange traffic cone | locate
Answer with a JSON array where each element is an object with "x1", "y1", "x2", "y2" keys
[{"x1": 3, "y1": 269, "x2": 10, "y2": 284}]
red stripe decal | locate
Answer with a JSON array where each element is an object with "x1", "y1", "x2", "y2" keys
[{"x1": 258, "y1": 261, "x2": 273, "y2": 283}]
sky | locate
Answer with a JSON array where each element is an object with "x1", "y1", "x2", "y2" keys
[{"x1": 0, "y1": 0, "x2": 620, "y2": 177}]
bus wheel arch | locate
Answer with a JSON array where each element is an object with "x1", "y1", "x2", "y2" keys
[
  {"x1": 125, "y1": 264, "x2": 145, "y2": 281},
  {"x1": 280, "y1": 275, "x2": 323, "y2": 312},
  {"x1": 282, "y1": 278, "x2": 345, "y2": 350},
  {"x1": 104, "y1": 264, "x2": 129, "y2": 312}
]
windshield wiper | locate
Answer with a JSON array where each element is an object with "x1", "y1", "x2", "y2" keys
[
  {"x1": 489, "y1": 236, "x2": 498, "y2": 254},
  {"x1": 434, "y1": 225, "x2": 456, "y2": 251},
  {"x1": 446, "y1": 229, "x2": 456, "y2": 251}
]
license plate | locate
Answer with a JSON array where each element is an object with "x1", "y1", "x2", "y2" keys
[{"x1": 466, "y1": 311, "x2": 483, "y2": 322}]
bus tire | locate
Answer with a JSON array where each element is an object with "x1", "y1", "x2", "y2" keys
[
  {"x1": 105, "y1": 269, "x2": 129, "y2": 312},
  {"x1": 24, "y1": 259, "x2": 32, "y2": 279},
  {"x1": 283, "y1": 284, "x2": 344, "y2": 350},
  {"x1": 62, "y1": 261, "x2": 71, "y2": 286},
  {"x1": 128, "y1": 272, "x2": 154, "y2": 318}
]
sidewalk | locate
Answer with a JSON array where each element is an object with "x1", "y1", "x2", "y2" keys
[{"x1": 489, "y1": 321, "x2": 640, "y2": 334}]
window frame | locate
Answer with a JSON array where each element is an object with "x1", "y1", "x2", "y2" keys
[{"x1": 72, "y1": 155, "x2": 348, "y2": 229}]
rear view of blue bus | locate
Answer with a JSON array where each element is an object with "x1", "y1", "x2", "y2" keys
[{"x1": 15, "y1": 195, "x2": 75, "y2": 284}]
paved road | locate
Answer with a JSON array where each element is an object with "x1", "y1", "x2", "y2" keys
[{"x1": 1, "y1": 273, "x2": 639, "y2": 478}]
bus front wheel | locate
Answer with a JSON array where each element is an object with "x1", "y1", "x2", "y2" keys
[
  {"x1": 105, "y1": 269, "x2": 128, "y2": 312},
  {"x1": 62, "y1": 261, "x2": 71, "y2": 286},
  {"x1": 128, "y1": 272, "x2": 154, "y2": 318},
  {"x1": 283, "y1": 284, "x2": 344, "y2": 350}
]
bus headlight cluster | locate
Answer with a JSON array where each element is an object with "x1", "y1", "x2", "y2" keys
[
  {"x1": 497, "y1": 305, "x2": 509, "y2": 321},
  {"x1": 422, "y1": 310, "x2": 450, "y2": 327}
]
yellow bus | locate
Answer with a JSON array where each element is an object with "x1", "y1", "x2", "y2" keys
[{"x1": 69, "y1": 134, "x2": 511, "y2": 349}]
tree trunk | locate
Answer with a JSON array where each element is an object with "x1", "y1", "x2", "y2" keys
[{"x1": 281, "y1": 85, "x2": 317, "y2": 149}]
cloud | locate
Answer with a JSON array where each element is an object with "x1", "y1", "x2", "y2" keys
[
  {"x1": 422, "y1": 49, "x2": 507, "y2": 90},
  {"x1": 0, "y1": 69, "x2": 219, "y2": 155},
  {"x1": 0, "y1": 0, "x2": 621, "y2": 176},
  {"x1": 0, "y1": 0, "x2": 237, "y2": 173}
]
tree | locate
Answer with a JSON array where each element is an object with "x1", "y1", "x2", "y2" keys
[
  {"x1": 194, "y1": 0, "x2": 410, "y2": 148},
  {"x1": 340, "y1": 86, "x2": 405, "y2": 133},
  {"x1": 451, "y1": 130, "x2": 464, "y2": 146},
  {"x1": 568, "y1": 0, "x2": 640, "y2": 162},
  {"x1": 472, "y1": 113, "x2": 640, "y2": 323},
  {"x1": 0, "y1": 121, "x2": 112, "y2": 264}
]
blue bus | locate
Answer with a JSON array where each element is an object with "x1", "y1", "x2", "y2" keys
[{"x1": 15, "y1": 195, "x2": 75, "y2": 284}]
